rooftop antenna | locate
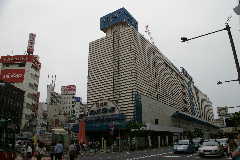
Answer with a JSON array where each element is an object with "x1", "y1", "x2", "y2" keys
[
  {"x1": 225, "y1": 16, "x2": 232, "y2": 25},
  {"x1": 145, "y1": 25, "x2": 155, "y2": 45},
  {"x1": 53, "y1": 75, "x2": 56, "y2": 89}
]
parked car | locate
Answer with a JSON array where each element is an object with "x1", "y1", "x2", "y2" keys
[
  {"x1": 173, "y1": 140, "x2": 195, "y2": 153},
  {"x1": 192, "y1": 138, "x2": 203, "y2": 151},
  {"x1": 198, "y1": 141, "x2": 224, "y2": 157}
]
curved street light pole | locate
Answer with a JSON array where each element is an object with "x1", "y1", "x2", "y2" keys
[
  {"x1": 181, "y1": 23, "x2": 240, "y2": 84},
  {"x1": 217, "y1": 79, "x2": 239, "y2": 85}
]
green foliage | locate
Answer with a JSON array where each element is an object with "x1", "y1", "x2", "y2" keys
[
  {"x1": 193, "y1": 128, "x2": 204, "y2": 138},
  {"x1": 127, "y1": 121, "x2": 145, "y2": 130},
  {"x1": 230, "y1": 112, "x2": 240, "y2": 127}
]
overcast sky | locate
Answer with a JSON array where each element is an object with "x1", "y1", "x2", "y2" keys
[{"x1": 0, "y1": 0, "x2": 240, "y2": 109}]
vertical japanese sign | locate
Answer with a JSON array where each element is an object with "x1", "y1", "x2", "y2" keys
[{"x1": 27, "y1": 33, "x2": 36, "y2": 54}]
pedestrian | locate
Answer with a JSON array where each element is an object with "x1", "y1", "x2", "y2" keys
[
  {"x1": 26, "y1": 144, "x2": 33, "y2": 159},
  {"x1": 69, "y1": 142, "x2": 76, "y2": 160},
  {"x1": 50, "y1": 142, "x2": 56, "y2": 160},
  {"x1": 15, "y1": 154, "x2": 23, "y2": 160},
  {"x1": 230, "y1": 137, "x2": 238, "y2": 153},
  {"x1": 54, "y1": 141, "x2": 64, "y2": 160},
  {"x1": 75, "y1": 143, "x2": 80, "y2": 154},
  {"x1": 35, "y1": 141, "x2": 45, "y2": 160}
]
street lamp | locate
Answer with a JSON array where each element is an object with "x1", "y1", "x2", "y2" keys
[
  {"x1": 181, "y1": 23, "x2": 240, "y2": 84},
  {"x1": 217, "y1": 79, "x2": 240, "y2": 85}
]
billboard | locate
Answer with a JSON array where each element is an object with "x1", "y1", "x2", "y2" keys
[
  {"x1": 0, "y1": 69, "x2": 25, "y2": 83},
  {"x1": 27, "y1": 33, "x2": 36, "y2": 54},
  {"x1": 61, "y1": 85, "x2": 76, "y2": 95},
  {"x1": 0, "y1": 55, "x2": 41, "y2": 70},
  {"x1": 74, "y1": 97, "x2": 82, "y2": 103}
]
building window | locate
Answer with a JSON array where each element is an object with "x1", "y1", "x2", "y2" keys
[
  {"x1": 157, "y1": 94, "x2": 160, "y2": 100},
  {"x1": 153, "y1": 61, "x2": 156, "y2": 67},
  {"x1": 183, "y1": 98, "x2": 188, "y2": 104},
  {"x1": 181, "y1": 83, "x2": 185, "y2": 88},
  {"x1": 182, "y1": 91, "x2": 186, "y2": 96},
  {"x1": 102, "y1": 108, "x2": 108, "y2": 114},
  {"x1": 18, "y1": 63, "x2": 25, "y2": 67},
  {"x1": 109, "y1": 107, "x2": 115, "y2": 113},
  {"x1": 155, "y1": 119, "x2": 159, "y2": 125}
]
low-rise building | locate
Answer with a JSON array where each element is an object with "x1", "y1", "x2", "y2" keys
[{"x1": 0, "y1": 81, "x2": 25, "y2": 130}]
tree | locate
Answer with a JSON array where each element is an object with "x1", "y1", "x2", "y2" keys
[
  {"x1": 127, "y1": 121, "x2": 145, "y2": 130},
  {"x1": 226, "y1": 112, "x2": 240, "y2": 127},
  {"x1": 193, "y1": 128, "x2": 204, "y2": 138}
]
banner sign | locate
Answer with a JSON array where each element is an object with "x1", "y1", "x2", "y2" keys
[
  {"x1": 74, "y1": 97, "x2": 82, "y2": 103},
  {"x1": 0, "y1": 69, "x2": 25, "y2": 83},
  {"x1": 27, "y1": 33, "x2": 36, "y2": 54},
  {"x1": 61, "y1": 85, "x2": 76, "y2": 95},
  {"x1": 0, "y1": 55, "x2": 41, "y2": 70}
]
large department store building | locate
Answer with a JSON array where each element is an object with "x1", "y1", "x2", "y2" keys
[{"x1": 86, "y1": 8, "x2": 217, "y2": 142}]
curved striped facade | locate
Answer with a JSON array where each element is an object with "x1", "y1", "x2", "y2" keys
[{"x1": 87, "y1": 10, "x2": 213, "y2": 123}]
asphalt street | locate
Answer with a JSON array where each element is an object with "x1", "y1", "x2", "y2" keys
[{"x1": 76, "y1": 147, "x2": 231, "y2": 160}]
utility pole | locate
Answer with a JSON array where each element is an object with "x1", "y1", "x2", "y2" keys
[
  {"x1": 225, "y1": 24, "x2": 240, "y2": 84},
  {"x1": 181, "y1": 23, "x2": 240, "y2": 84}
]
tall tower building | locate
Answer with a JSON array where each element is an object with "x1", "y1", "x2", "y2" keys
[{"x1": 87, "y1": 8, "x2": 213, "y2": 122}]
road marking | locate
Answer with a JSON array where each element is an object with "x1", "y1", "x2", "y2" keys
[
  {"x1": 163, "y1": 155, "x2": 181, "y2": 158},
  {"x1": 126, "y1": 153, "x2": 166, "y2": 160},
  {"x1": 186, "y1": 154, "x2": 193, "y2": 157}
]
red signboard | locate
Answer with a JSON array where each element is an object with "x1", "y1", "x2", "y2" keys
[
  {"x1": 0, "y1": 55, "x2": 41, "y2": 70},
  {"x1": 78, "y1": 120, "x2": 87, "y2": 144},
  {"x1": 61, "y1": 85, "x2": 76, "y2": 95},
  {"x1": 0, "y1": 69, "x2": 25, "y2": 83}
]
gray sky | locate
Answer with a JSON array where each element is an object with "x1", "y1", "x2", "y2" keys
[{"x1": 0, "y1": 0, "x2": 240, "y2": 109}]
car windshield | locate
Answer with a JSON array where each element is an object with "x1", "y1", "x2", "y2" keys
[
  {"x1": 202, "y1": 141, "x2": 219, "y2": 146},
  {"x1": 177, "y1": 140, "x2": 189, "y2": 145},
  {"x1": 217, "y1": 139, "x2": 227, "y2": 143}
]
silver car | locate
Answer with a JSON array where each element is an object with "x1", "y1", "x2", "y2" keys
[
  {"x1": 198, "y1": 141, "x2": 224, "y2": 157},
  {"x1": 173, "y1": 140, "x2": 195, "y2": 153}
]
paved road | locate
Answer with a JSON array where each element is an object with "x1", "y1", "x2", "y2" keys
[{"x1": 76, "y1": 148, "x2": 231, "y2": 160}]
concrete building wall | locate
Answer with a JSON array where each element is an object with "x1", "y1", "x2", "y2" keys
[
  {"x1": 141, "y1": 94, "x2": 176, "y2": 127},
  {"x1": 141, "y1": 94, "x2": 217, "y2": 137},
  {"x1": 47, "y1": 104, "x2": 67, "y2": 128}
]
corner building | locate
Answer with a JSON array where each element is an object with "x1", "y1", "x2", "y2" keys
[
  {"x1": 88, "y1": 8, "x2": 213, "y2": 124},
  {"x1": 0, "y1": 55, "x2": 41, "y2": 130}
]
